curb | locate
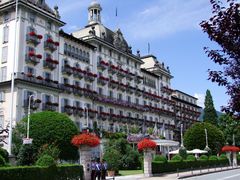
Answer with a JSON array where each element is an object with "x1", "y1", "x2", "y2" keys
[{"x1": 178, "y1": 166, "x2": 240, "y2": 179}]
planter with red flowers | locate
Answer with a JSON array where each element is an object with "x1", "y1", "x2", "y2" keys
[
  {"x1": 26, "y1": 31, "x2": 42, "y2": 45},
  {"x1": 44, "y1": 38, "x2": 58, "y2": 52},
  {"x1": 44, "y1": 57, "x2": 58, "y2": 70},
  {"x1": 138, "y1": 138, "x2": 156, "y2": 177},
  {"x1": 72, "y1": 132, "x2": 100, "y2": 180},
  {"x1": 26, "y1": 51, "x2": 40, "y2": 65},
  {"x1": 97, "y1": 60, "x2": 109, "y2": 70}
]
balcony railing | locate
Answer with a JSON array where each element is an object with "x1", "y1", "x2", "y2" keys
[
  {"x1": 72, "y1": 68, "x2": 84, "y2": 79},
  {"x1": 108, "y1": 65, "x2": 118, "y2": 74},
  {"x1": 97, "y1": 60, "x2": 109, "y2": 70},
  {"x1": 84, "y1": 72, "x2": 97, "y2": 82},
  {"x1": 61, "y1": 84, "x2": 73, "y2": 94},
  {"x1": 43, "y1": 58, "x2": 58, "y2": 70},
  {"x1": 73, "y1": 107, "x2": 84, "y2": 117},
  {"x1": 62, "y1": 106, "x2": 73, "y2": 115},
  {"x1": 25, "y1": 52, "x2": 41, "y2": 65},
  {"x1": 42, "y1": 102, "x2": 58, "y2": 111},
  {"x1": 97, "y1": 76, "x2": 109, "y2": 86},
  {"x1": 62, "y1": 65, "x2": 73, "y2": 75},
  {"x1": 109, "y1": 80, "x2": 118, "y2": 89},
  {"x1": 44, "y1": 38, "x2": 59, "y2": 52},
  {"x1": 26, "y1": 31, "x2": 42, "y2": 46}
]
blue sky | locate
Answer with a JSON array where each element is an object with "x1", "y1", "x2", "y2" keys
[{"x1": 47, "y1": 0, "x2": 229, "y2": 111}]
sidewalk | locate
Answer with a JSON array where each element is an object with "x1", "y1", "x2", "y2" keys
[{"x1": 112, "y1": 166, "x2": 240, "y2": 180}]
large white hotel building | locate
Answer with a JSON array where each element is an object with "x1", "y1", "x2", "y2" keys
[{"x1": 0, "y1": 0, "x2": 201, "y2": 150}]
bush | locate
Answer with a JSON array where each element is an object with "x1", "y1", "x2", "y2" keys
[
  {"x1": 0, "y1": 165, "x2": 83, "y2": 180},
  {"x1": 37, "y1": 144, "x2": 60, "y2": 161},
  {"x1": 186, "y1": 155, "x2": 196, "y2": 161},
  {"x1": 0, "y1": 147, "x2": 9, "y2": 163},
  {"x1": 218, "y1": 154, "x2": 227, "y2": 160},
  {"x1": 170, "y1": 155, "x2": 183, "y2": 162},
  {"x1": 36, "y1": 155, "x2": 56, "y2": 167},
  {"x1": 152, "y1": 158, "x2": 229, "y2": 174},
  {"x1": 13, "y1": 111, "x2": 79, "y2": 162},
  {"x1": 17, "y1": 144, "x2": 36, "y2": 166},
  {"x1": 179, "y1": 147, "x2": 187, "y2": 159},
  {"x1": 184, "y1": 122, "x2": 225, "y2": 154},
  {"x1": 103, "y1": 148, "x2": 122, "y2": 171},
  {"x1": 154, "y1": 155, "x2": 167, "y2": 163},
  {"x1": 199, "y1": 155, "x2": 208, "y2": 161},
  {"x1": 0, "y1": 155, "x2": 6, "y2": 167},
  {"x1": 209, "y1": 155, "x2": 218, "y2": 161}
]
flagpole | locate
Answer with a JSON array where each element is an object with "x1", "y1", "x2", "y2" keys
[{"x1": 8, "y1": 0, "x2": 19, "y2": 155}]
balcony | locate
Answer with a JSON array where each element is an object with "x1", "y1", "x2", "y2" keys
[
  {"x1": 23, "y1": 99, "x2": 41, "y2": 110},
  {"x1": 44, "y1": 38, "x2": 58, "y2": 52},
  {"x1": 97, "y1": 76, "x2": 109, "y2": 86},
  {"x1": 62, "y1": 65, "x2": 73, "y2": 75},
  {"x1": 108, "y1": 65, "x2": 118, "y2": 75},
  {"x1": 97, "y1": 60, "x2": 109, "y2": 70},
  {"x1": 73, "y1": 87, "x2": 83, "y2": 97},
  {"x1": 25, "y1": 52, "x2": 41, "y2": 65},
  {"x1": 109, "y1": 80, "x2": 118, "y2": 89},
  {"x1": 84, "y1": 72, "x2": 97, "y2": 82},
  {"x1": 43, "y1": 58, "x2": 58, "y2": 70},
  {"x1": 117, "y1": 83, "x2": 126, "y2": 92},
  {"x1": 134, "y1": 75, "x2": 143, "y2": 84},
  {"x1": 42, "y1": 102, "x2": 58, "y2": 111},
  {"x1": 126, "y1": 72, "x2": 134, "y2": 81},
  {"x1": 73, "y1": 107, "x2": 84, "y2": 117},
  {"x1": 98, "y1": 112, "x2": 110, "y2": 121},
  {"x1": 62, "y1": 105, "x2": 73, "y2": 115},
  {"x1": 135, "y1": 89, "x2": 142, "y2": 97},
  {"x1": 26, "y1": 31, "x2": 42, "y2": 46},
  {"x1": 126, "y1": 86, "x2": 135, "y2": 94},
  {"x1": 116, "y1": 68, "x2": 126, "y2": 78},
  {"x1": 82, "y1": 88, "x2": 98, "y2": 99},
  {"x1": 88, "y1": 109, "x2": 97, "y2": 118},
  {"x1": 61, "y1": 84, "x2": 73, "y2": 94},
  {"x1": 72, "y1": 68, "x2": 84, "y2": 80}
]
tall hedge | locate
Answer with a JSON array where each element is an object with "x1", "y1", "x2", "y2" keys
[
  {"x1": 184, "y1": 122, "x2": 225, "y2": 154},
  {"x1": 13, "y1": 111, "x2": 79, "y2": 162},
  {"x1": 0, "y1": 165, "x2": 83, "y2": 180}
]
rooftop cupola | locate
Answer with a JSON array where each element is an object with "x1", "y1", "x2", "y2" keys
[{"x1": 88, "y1": 1, "x2": 102, "y2": 25}]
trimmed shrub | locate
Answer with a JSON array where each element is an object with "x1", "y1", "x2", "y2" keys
[
  {"x1": 36, "y1": 155, "x2": 56, "y2": 167},
  {"x1": 0, "y1": 147, "x2": 9, "y2": 163},
  {"x1": 0, "y1": 165, "x2": 83, "y2": 180},
  {"x1": 0, "y1": 155, "x2": 6, "y2": 167},
  {"x1": 186, "y1": 155, "x2": 196, "y2": 161},
  {"x1": 209, "y1": 155, "x2": 218, "y2": 161},
  {"x1": 199, "y1": 155, "x2": 208, "y2": 161},
  {"x1": 170, "y1": 155, "x2": 183, "y2": 162},
  {"x1": 154, "y1": 155, "x2": 167, "y2": 163},
  {"x1": 13, "y1": 111, "x2": 79, "y2": 162},
  {"x1": 218, "y1": 154, "x2": 228, "y2": 162},
  {"x1": 179, "y1": 147, "x2": 187, "y2": 160},
  {"x1": 17, "y1": 144, "x2": 36, "y2": 166}
]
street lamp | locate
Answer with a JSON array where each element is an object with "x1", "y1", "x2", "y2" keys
[
  {"x1": 27, "y1": 95, "x2": 35, "y2": 139},
  {"x1": 180, "y1": 124, "x2": 183, "y2": 147}
]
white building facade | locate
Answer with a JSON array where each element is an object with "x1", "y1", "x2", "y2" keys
[{"x1": 0, "y1": 1, "x2": 201, "y2": 150}]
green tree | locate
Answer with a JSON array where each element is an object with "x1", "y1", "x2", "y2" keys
[
  {"x1": 218, "y1": 114, "x2": 240, "y2": 146},
  {"x1": 13, "y1": 111, "x2": 79, "y2": 163},
  {"x1": 104, "y1": 138, "x2": 141, "y2": 170},
  {"x1": 203, "y1": 90, "x2": 218, "y2": 125},
  {"x1": 184, "y1": 122, "x2": 225, "y2": 154}
]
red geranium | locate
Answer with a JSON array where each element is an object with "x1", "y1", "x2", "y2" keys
[
  {"x1": 71, "y1": 132, "x2": 100, "y2": 148},
  {"x1": 37, "y1": 35, "x2": 43, "y2": 39},
  {"x1": 54, "y1": 42, "x2": 59, "y2": 46},
  {"x1": 222, "y1": 145, "x2": 240, "y2": 152},
  {"x1": 137, "y1": 138, "x2": 157, "y2": 151},
  {"x1": 36, "y1": 54, "x2": 42, "y2": 59}
]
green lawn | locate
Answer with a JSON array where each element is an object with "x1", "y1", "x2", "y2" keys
[{"x1": 118, "y1": 170, "x2": 143, "y2": 176}]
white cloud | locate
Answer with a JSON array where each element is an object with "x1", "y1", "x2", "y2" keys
[
  {"x1": 122, "y1": 0, "x2": 211, "y2": 40},
  {"x1": 194, "y1": 93, "x2": 205, "y2": 108}
]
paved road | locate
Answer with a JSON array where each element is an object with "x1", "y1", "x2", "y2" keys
[{"x1": 184, "y1": 169, "x2": 240, "y2": 180}]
